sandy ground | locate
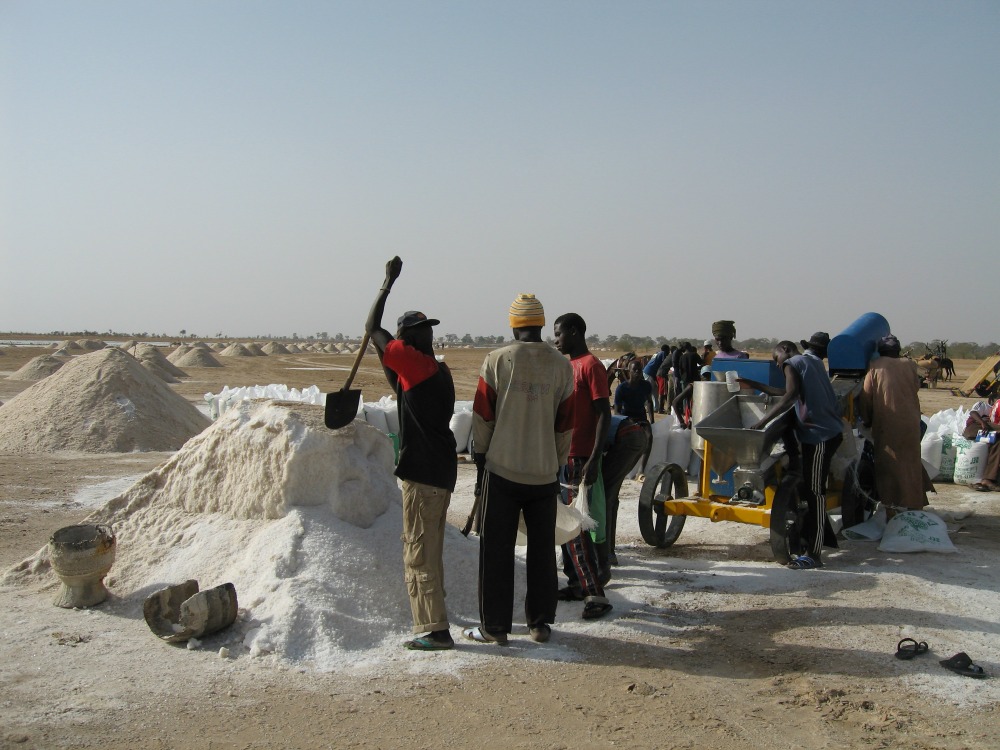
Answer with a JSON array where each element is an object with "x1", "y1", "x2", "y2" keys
[{"x1": 1, "y1": 342, "x2": 998, "y2": 750}]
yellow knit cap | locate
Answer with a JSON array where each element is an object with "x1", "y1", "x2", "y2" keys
[{"x1": 509, "y1": 293, "x2": 545, "y2": 328}]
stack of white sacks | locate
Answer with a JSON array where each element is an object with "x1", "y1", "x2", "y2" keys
[{"x1": 921, "y1": 404, "x2": 990, "y2": 485}]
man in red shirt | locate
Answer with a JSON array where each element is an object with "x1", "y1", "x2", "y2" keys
[
  {"x1": 366, "y1": 257, "x2": 458, "y2": 651},
  {"x1": 553, "y1": 313, "x2": 613, "y2": 620}
]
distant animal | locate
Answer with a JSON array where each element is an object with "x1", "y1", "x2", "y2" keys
[{"x1": 939, "y1": 357, "x2": 956, "y2": 381}]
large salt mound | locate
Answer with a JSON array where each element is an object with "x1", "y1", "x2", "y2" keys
[
  {"x1": 261, "y1": 342, "x2": 290, "y2": 355},
  {"x1": 219, "y1": 343, "x2": 254, "y2": 357},
  {"x1": 56, "y1": 340, "x2": 84, "y2": 352},
  {"x1": 78, "y1": 338, "x2": 106, "y2": 351},
  {"x1": 1, "y1": 401, "x2": 482, "y2": 668},
  {"x1": 173, "y1": 347, "x2": 223, "y2": 368},
  {"x1": 245, "y1": 343, "x2": 266, "y2": 356},
  {"x1": 167, "y1": 345, "x2": 192, "y2": 363},
  {"x1": 0, "y1": 348, "x2": 210, "y2": 453},
  {"x1": 7, "y1": 354, "x2": 66, "y2": 381}
]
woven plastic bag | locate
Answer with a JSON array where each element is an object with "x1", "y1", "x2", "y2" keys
[{"x1": 877, "y1": 510, "x2": 957, "y2": 553}]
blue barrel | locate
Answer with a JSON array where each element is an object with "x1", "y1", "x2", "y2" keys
[{"x1": 828, "y1": 312, "x2": 890, "y2": 373}]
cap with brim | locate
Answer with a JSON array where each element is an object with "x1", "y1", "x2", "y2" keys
[
  {"x1": 703, "y1": 340, "x2": 713, "y2": 347},
  {"x1": 397, "y1": 311, "x2": 440, "y2": 330},
  {"x1": 700, "y1": 365, "x2": 712, "y2": 375}
]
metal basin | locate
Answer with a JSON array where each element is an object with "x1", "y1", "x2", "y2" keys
[{"x1": 694, "y1": 394, "x2": 794, "y2": 476}]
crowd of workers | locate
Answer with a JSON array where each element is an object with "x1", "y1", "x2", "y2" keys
[{"x1": 364, "y1": 257, "x2": 969, "y2": 650}]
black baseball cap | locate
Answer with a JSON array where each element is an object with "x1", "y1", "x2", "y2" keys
[{"x1": 396, "y1": 311, "x2": 440, "y2": 330}]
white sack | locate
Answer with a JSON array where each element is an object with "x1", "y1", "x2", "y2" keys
[{"x1": 877, "y1": 510, "x2": 957, "y2": 554}]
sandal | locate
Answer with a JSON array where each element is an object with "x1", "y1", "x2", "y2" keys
[
  {"x1": 971, "y1": 482, "x2": 991, "y2": 492},
  {"x1": 787, "y1": 554, "x2": 823, "y2": 570},
  {"x1": 404, "y1": 635, "x2": 454, "y2": 651},
  {"x1": 895, "y1": 637, "x2": 929, "y2": 660},
  {"x1": 939, "y1": 652, "x2": 988, "y2": 678},
  {"x1": 462, "y1": 627, "x2": 508, "y2": 646},
  {"x1": 582, "y1": 600, "x2": 613, "y2": 620}
]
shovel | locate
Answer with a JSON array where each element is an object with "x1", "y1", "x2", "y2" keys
[{"x1": 324, "y1": 330, "x2": 373, "y2": 429}]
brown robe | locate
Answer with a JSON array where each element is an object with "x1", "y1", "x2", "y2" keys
[{"x1": 859, "y1": 357, "x2": 934, "y2": 509}]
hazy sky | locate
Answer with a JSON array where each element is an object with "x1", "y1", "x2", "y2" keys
[{"x1": 2, "y1": 1, "x2": 997, "y2": 343}]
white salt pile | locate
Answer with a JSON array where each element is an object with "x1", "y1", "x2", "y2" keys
[
  {"x1": 134, "y1": 344, "x2": 187, "y2": 379},
  {"x1": 204, "y1": 384, "x2": 324, "y2": 419},
  {"x1": 7, "y1": 354, "x2": 66, "y2": 381},
  {"x1": 77, "y1": 338, "x2": 106, "y2": 351},
  {"x1": 173, "y1": 348, "x2": 223, "y2": 368},
  {"x1": 56, "y1": 340, "x2": 84, "y2": 352},
  {"x1": 4, "y1": 400, "x2": 481, "y2": 669},
  {"x1": 245, "y1": 343, "x2": 266, "y2": 356},
  {"x1": 167, "y1": 345, "x2": 192, "y2": 363},
  {"x1": 0, "y1": 347, "x2": 210, "y2": 453},
  {"x1": 261, "y1": 342, "x2": 290, "y2": 355},
  {"x1": 219, "y1": 343, "x2": 254, "y2": 357}
]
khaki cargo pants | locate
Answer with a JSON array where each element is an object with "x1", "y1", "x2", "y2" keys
[{"x1": 401, "y1": 480, "x2": 451, "y2": 633}]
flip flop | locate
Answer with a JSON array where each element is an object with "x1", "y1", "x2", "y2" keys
[
  {"x1": 462, "y1": 627, "x2": 508, "y2": 646},
  {"x1": 404, "y1": 635, "x2": 454, "y2": 651},
  {"x1": 582, "y1": 600, "x2": 613, "y2": 620},
  {"x1": 787, "y1": 554, "x2": 823, "y2": 570},
  {"x1": 939, "y1": 652, "x2": 988, "y2": 678},
  {"x1": 895, "y1": 638, "x2": 929, "y2": 660},
  {"x1": 971, "y1": 483, "x2": 991, "y2": 492}
]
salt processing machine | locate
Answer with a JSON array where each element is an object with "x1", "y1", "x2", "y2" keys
[{"x1": 637, "y1": 312, "x2": 889, "y2": 562}]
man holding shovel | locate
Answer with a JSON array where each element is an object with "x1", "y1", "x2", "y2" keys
[{"x1": 366, "y1": 257, "x2": 458, "y2": 651}]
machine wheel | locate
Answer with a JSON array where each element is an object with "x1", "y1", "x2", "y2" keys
[
  {"x1": 769, "y1": 474, "x2": 804, "y2": 563},
  {"x1": 638, "y1": 463, "x2": 688, "y2": 548}
]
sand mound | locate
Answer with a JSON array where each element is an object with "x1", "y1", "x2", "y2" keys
[
  {"x1": 173, "y1": 348, "x2": 223, "y2": 368},
  {"x1": 219, "y1": 343, "x2": 254, "y2": 357},
  {"x1": 134, "y1": 344, "x2": 187, "y2": 378},
  {"x1": 7, "y1": 354, "x2": 66, "y2": 381},
  {"x1": 3, "y1": 401, "x2": 429, "y2": 666},
  {"x1": 261, "y1": 342, "x2": 290, "y2": 355},
  {"x1": 0, "y1": 348, "x2": 210, "y2": 453}
]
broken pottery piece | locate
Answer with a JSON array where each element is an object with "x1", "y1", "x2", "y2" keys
[{"x1": 143, "y1": 580, "x2": 238, "y2": 643}]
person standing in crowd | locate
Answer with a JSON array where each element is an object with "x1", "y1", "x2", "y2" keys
[
  {"x1": 614, "y1": 359, "x2": 655, "y2": 481},
  {"x1": 643, "y1": 344, "x2": 670, "y2": 413},
  {"x1": 467, "y1": 294, "x2": 574, "y2": 645},
  {"x1": 600, "y1": 414, "x2": 650, "y2": 566},
  {"x1": 672, "y1": 365, "x2": 714, "y2": 428},
  {"x1": 701, "y1": 340, "x2": 715, "y2": 367},
  {"x1": 679, "y1": 341, "x2": 703, "y2": 391},
  {"x1": 741, "y1": 339, "x2": 844, "y2": 570},
  {"x1": 365, "y1": 257, "x2": 458, "y2": 651},
  {"x1": 963, "y1": 401, "x2": 1000, "y2": 492},
  {"x1": 712, "y1": 320, "x2": 749, "y2": 360},
  {"x1": 656, "y1": 347, "x2": 674, "y2": 414},
  {"x1": 859, "y1": 334, "x2": 935, "y2": 511},
  {"x1": 669, "y1": 343, "x2": 686, "y2": 403},
  {"x1": 552, "y1": 313, "x2": 614, "y2": 619}
]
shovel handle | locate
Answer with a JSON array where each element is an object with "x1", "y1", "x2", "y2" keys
[{"x1": 341, "y1": 330, "x2": 372, "y2": 391}]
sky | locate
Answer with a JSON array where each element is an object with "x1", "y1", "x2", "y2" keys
[{"x1": 2, "y1": 1, "x2": 997, "y2": 344}]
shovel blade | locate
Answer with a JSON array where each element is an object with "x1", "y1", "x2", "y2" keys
[{"x1": 325, "y1": 388, "x2": 362, "y2": 429}]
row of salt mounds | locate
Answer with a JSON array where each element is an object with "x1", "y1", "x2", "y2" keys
[
  {"x1": 7, "y1": 354, "x2": 66, "y2": 381},
  {"x1": 0, "y1": 401, "x2": 484, "y2": 669},
  {"x1": 173, "y1": 347, "x2": 223, "y2": 368},
  {"x1": 261, "y1": 342, "x2": 290, "y2": 355},
  {"x1": 205, "y1": 384, "x2": 324, "y2": 419},
  {"x1": 0, "y1": 348, "x2": 210, "y2": 453}
]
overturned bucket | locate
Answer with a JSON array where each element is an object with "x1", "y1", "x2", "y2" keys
[{"x1": 143, "y1": 580, "x2": 238, "y2": 643}]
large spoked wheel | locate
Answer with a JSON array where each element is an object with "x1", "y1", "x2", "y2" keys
[
  {"x1": 840, "y1": 441, "x2": 878, "y2": 529},
  {"x1": 769, "y1": 474, "x2": 804, "y2": 563},
  {"x1": 638, "y1": 463, "x2": 688, "y2": 548}
]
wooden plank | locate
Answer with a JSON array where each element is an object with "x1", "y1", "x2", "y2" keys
[{"x1": 959, "y1": 354, "x2": 1000, "y2": 394}]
